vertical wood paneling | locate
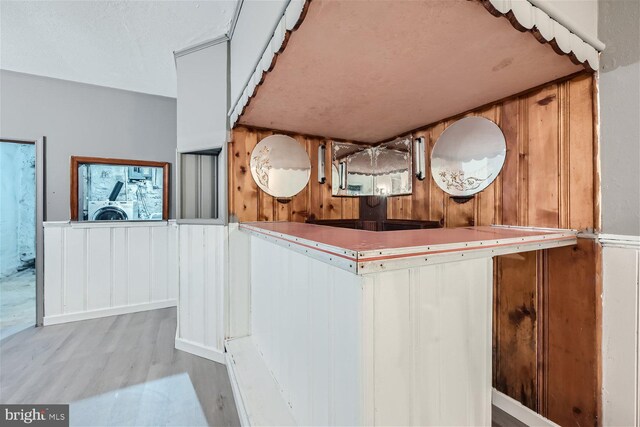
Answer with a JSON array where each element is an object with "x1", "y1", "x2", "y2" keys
[
  {"x1": 568, "y1": 74, "x2": 595, "y2": 230},
  {"x1": 500, "y1": 98, "x2": 520, "y2": 226},
  {"x1": 546, "y1": 239, "x2": 599, "y2": 426},
  {"x1": 428, "y1": 123, "x2": 446, "y2": 222},
  {"x1": 493, "y1": 252, "x2": 539, "y2": 410},
  {"x1": 43, "y1": 223, "x2": 178, "y2": 322},
  {"x1": 528, "y1": 85, "x2": 560, "y2": 228},
  {"x1": 229, "y1": 129, "x2": 360, "y2": 223}
]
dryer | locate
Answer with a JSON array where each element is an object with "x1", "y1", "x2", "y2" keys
[{"x1": 88, "y1": 201, "x2": 136, "y2": 221}]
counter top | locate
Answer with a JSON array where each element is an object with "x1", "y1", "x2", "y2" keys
[{"x1": 239, "y1": 222, "x2": 577, "y2": 274}]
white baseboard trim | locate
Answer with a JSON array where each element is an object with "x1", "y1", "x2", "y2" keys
[
  {"x1": 492, "y1": 389, "x2": 560, "y2": 427},
  {"x1": 226, "y1": 350, "x2": 251, "y2": 427},
  {"x1": 43, "y1": 299, "x2": 177, "y2": 326},
  {"x1": 174, "y1": 338, "x2": 226, "y2": 365}
]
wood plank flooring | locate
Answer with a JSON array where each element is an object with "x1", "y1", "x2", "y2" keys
[
  {"x1": 0, "y1": 308, "x2": 239, "y2": 426},
  {"x1": 1, "y1": 307, "x2": 526, "y2": 426}
]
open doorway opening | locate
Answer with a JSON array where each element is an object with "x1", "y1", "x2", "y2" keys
[{"x1": 0, "y1": 140, "x2": 36, "y2": 339}]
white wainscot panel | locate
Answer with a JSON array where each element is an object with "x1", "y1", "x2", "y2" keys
[
  {"x1": 43, "y1": 222, "x2": 178, "y2": 325},
  {"x1": 250, "y1": 237, "x2": 363, "y2": 426},
  {"x1": 175, "y1": 224, "x2": 226, "y2": 364},
  {"x1": 247, "y1": 235, "x2": 493, "y2": 426},
  {"x1": 602, "y1": 240, "x2": 640, "y2": 427}
]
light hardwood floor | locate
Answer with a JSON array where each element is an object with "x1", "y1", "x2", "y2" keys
[
  {"x1": 0, "y1": 307, "x2": 525, "y2": 427},
  {"x1": 0, "y1": 307, "x2": 239, "y2": 426}
]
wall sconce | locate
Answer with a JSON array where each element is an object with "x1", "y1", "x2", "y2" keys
[
  {"x1": 414, "y1": 136, "x2": 426, "y2": 181},
  {"x1": 318, "y1": 144, "x2": 326, "y2": 184},
  {"x1": 338, "y1": 161, "x2": 347, "y2": 190}
]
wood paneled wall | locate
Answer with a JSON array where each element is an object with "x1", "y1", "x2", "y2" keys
[
  {"x1": 228, "y1": 72, "x2": 600, "y2": 426},
  {"x1": 229, "y1": 127, "x2": 358, "y2": 223},
  {"x1": 387, "y1": 72, "x2": 596, "y2": 231}
]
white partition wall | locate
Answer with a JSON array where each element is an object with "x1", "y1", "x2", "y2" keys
[
  {"x1": 175, "y1": 224, "x2": 227, "y2": 363},
  {"x1": 601, "y1": 235, "x2": 640, "y2": 427},
  {"x1": 43, "y1": 221, "x2": 178, "y2": 325},
  {"x1": 176, "y1": 41, "x2": 228, "y2": 153}
]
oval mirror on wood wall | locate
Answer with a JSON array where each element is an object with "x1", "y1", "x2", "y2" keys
[
  {"x1": 250, "y1": 134, "x2": 311, "y2": 199},
  {"x1": 431, "y1": 117, "x2": 506, "y2": 201}
]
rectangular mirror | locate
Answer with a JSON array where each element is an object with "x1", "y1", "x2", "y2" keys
[
  {"x1": 71, "y1": 156, "x2": 169, "y2": 221},
  {"x1": 331, "y1": 137, "x2": 412, "y2": 197}
]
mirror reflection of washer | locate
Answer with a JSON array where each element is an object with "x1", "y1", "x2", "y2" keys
[{"x1": 88, "y1": 201, "x2": 136, "y2": 221}]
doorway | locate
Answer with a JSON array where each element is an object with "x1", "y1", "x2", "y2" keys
[{"x1": 0, "y1": 138, "x2": 44, "y2": 339}]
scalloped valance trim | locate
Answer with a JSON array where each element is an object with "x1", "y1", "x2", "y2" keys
[{"x1": 482, "y1": 0, "x2": 600, "y2": 71}]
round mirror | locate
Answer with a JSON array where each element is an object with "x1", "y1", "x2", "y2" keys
[
  {"x1": 431, "y1": 117, "x2": 506, "y2": 199},
  {"x1": 250, "y1": 134, "x2": 311, "y2": 199}
]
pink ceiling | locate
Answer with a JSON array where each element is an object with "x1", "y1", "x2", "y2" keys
[{"x1": 238, "y1": 0, "x2": 584, "y2": 143}]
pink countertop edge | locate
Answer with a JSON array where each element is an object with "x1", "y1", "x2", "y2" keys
[{"x1": 239, "y1": 221, "x2": 577, "y2": 259}]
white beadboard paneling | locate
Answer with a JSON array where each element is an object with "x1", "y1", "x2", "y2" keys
[
  {"x1": 371, "y1": 269, "x2": 413, "y2": 426},
  {"x1": 43, "y1": 226, "x2": 63, "y2": 316},
  {"x1": 368, "y1": 259, "x2": 492, "y2": 426},
  {"x1": 127, "y1": 227, "x2": 151, "y2": 305},
  {"x1": 228, "y1": 223, "x2": 251, "y2": 338},
  {"x1": 43, "y1": 222, "x2": 178, "y2": 324},
  {"x1": 87, "y1": 227, "x2": 111, "y2": 311},
  {"x1": 151, "y1": 226, "x2": 169, "y2": 301},
  {"x1": 176, "y1": 224, "x2": 227, "y2": 360},
  {"x1": 602, "y1": 244, "x2": 640, "y2": 427},
  {"x1": 250, "y1": 236, "x2": 363, "y2": 426},
  {"x1": 246, "y1": 235, "x2": 493, "y2": 426},
  {"x1": 111, "y1": 227, "x2": 129, "y2": 307},
  {"x1": 64, "y1": 227, "x2": 86, "y2": 313}
]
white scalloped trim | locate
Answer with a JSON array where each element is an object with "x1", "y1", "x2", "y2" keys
[
  {"x1": 229, "y1": 0, "x2": 307, "y2": 129},
  {"x1": 488, "y1": 0, "x2": 600, "y2": 70}
]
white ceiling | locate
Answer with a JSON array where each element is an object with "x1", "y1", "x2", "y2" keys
[{"x1": 0, "y1": 0, "x2": 238, "y2": 97}]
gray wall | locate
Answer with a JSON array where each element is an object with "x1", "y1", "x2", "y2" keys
[
  {"x1": 0, "y1": 70, "x2": 177, "y2": 221},
  {"x1": 598, "y1": 0, "x2": 640, "y2": 236}
]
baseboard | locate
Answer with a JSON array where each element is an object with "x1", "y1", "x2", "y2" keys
[
  {"x1": 492, "y1": 389, "x2": 559, "y2": 427},
  {"x1": 226, "y1": 350, "x2": 251, "y2": 427},
  {"x1": 174, "y1": 338, "x2": 226, "y2": 365},
  {"x1": 43, "y1": 299, "x2": 177, "y2": 326}
]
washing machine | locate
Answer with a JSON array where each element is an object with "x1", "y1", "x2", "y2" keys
[{"x1": 88, "y1": 201, "x2": 136, "y2": 221}]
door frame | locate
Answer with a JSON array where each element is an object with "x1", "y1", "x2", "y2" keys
[{"x1": 1, "y1": 137, "x2": 46, "y2": 326}]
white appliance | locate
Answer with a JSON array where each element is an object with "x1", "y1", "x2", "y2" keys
[{"x1": 88, "y1": 201, "x2": 136, "y2": 221}]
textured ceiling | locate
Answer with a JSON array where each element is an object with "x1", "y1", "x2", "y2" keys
[{"x1": 0, "y1": 0, "x2": 237, "y2": 97}]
